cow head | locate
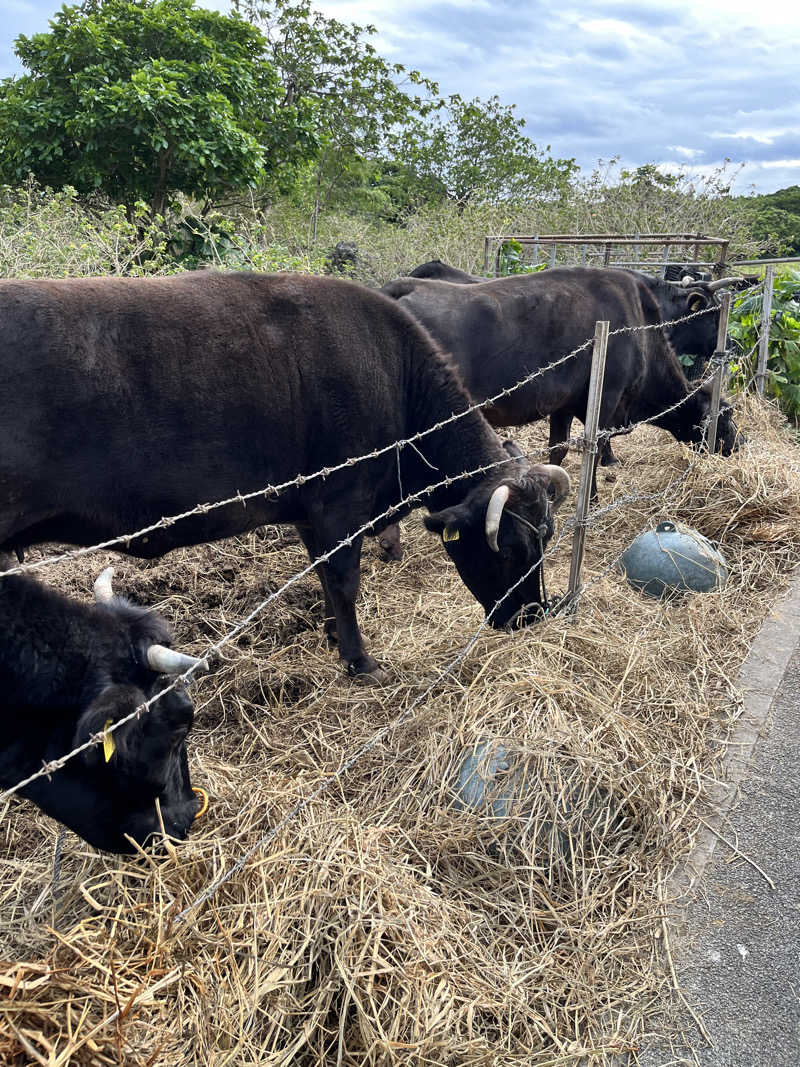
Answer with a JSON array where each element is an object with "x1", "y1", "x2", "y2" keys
[
  {"x1": 670, "y1": 277, "x2": 740, "y2": 379},
  {"x1": 673, "y1": 388, "x2": 742, "y2": 458},
  {"x1": 424, "y1": 464, "x2": 570, "y2": 628},
  {"x1": 21, "y1": 569, "x2": 206, "y2": 853}
]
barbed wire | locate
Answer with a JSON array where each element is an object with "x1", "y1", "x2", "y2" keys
[
  {"x1": 0, "y1": 298, "x2": 726, "y2": 582},
  {"x1": 0, "y1": 345, "x2": 729, "y2": 806}
]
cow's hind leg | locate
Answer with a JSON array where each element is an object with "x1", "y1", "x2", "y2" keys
[{"x1": 296, "y1": 523, "x2": 387, "y2": 683}]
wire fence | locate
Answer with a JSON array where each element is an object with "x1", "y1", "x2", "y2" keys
[{"x1": 0, "y1": 289, "x2": 733, "y2": 807}]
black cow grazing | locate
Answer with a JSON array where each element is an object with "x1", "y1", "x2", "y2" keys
[
  {"x1": 0, "y1": 567, "x2": 205, "y2": 853},
  {"x1": 0, "y1": 272, "x2": 571, "y2": 683},
  {"x1": 405, "y1": 261, "x2": 739, "y2": 469},
  {"x1": 381, "y1": 268, "x2": 740, "y2": 499},
  {"x1": 548, "y1": 270, "x2": 740, "y2": 466}
]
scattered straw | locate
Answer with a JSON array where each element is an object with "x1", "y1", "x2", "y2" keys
[{"x1": 1, "y1": 392, "x2": 799, "y2": 1065}]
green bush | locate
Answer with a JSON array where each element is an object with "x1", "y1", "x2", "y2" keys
[
  {"x1": 729, "y1": 270, "x2": 800, "y2": 418},
  {"x1": 0, "y1": 181, "x2": 174, "y2": 276}
]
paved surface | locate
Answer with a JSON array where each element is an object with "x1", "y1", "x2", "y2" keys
[{"x1": 639, "y1": 579, "x2": 800, "y2": 1066}]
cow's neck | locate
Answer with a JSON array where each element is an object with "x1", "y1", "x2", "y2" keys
[
  {"x1": 0, "y1": 710, "x2": 74, "y2": 790},
  {"x1": 403, "y1": 347, "x2": 507, "y2": 510},
  {"x1": 650, "y1": 386, "x2": 709, "y2": 443}
]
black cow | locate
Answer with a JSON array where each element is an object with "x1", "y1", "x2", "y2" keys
[
  {"x1": 381, "y1": 268, "x2": 740, "y2": 499},
  {"x1": 0, "y1": 567, "x2": 205, "y2": 852},
  {"x1": 548, "y1": 269, "x2": 738, "y2": 466},
  {"x1": 406, "y1": 261, "x2": 738, "y2": 468},
  {"x1": 0, "y1": 272, "x2": 571, "y2": 683}
]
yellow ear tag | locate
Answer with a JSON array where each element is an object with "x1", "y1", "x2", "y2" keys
[
  {"x1": 442, "y1": 526, "x2": 460, "y2": 543},
  {"x1": 103, "y1": 719, "x2": 116, "y2": 763}
]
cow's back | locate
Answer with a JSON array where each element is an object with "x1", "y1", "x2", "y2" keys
[{"x1": 0, "y1": 272, "x2": 452, "y2": 551}]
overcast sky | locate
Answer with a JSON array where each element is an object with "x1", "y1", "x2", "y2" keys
[{"x1": 2, "y1": 0, "x2": 798, "y2": 194}]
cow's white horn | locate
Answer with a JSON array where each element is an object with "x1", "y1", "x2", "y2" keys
[
  {"x1": 706, "y1": 277, "x2": 740, "y2": 292},
  {"x1": 146, "y1": 645, "x2": 208, "y2": 675},
  {"x1": 532, "y1": 464, "x2": 571, "y2": 509},
  {"x1": 94, "y1": 567, "x2": 116, "y2": 603},
  {"x1": 485, "y1": 484, "x2": 510, "y2": 552}
]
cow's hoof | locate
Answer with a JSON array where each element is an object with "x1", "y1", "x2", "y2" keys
[
  {"x1": 351, "y1": 666, "x2": 390, "y2": 686},
  {"x1": 345, "y1": 656, "x2": 389, "y2": 685}
]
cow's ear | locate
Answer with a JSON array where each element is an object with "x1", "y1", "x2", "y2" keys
[
  {"x1": 73, "y1": 686, "x2": 142, "y2": 768},
  {"x1": 425, "y1": 505, "x2": 468, "y2": 542},
  {"x1": 687, "y1": 291, "x2": 710, "y2": 313}
]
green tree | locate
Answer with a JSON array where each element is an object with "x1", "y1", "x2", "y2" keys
[
  {"x1": 234, "y1": 0, "x2": 439, "y2": 234},
  {"x1": 740, "y1": 186, "x2": 800, "y2": 255},
  {"x1": 0, "y1": 0, "x2": 314, "y2": 216},
  {"x1": 405, "y1": 94, "x2": 577, "y2": 209}
]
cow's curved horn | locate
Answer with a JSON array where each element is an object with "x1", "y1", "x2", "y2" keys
[
  {"x1": 706, "y1": 277, "x2": 740, "y2": 292},
  {"x1": 94, "y1": 567, "x2": 116, "y2": 603},
  {"x1": 532, "y1": 464, "x2": 571, "y2": 508},
  {"x1": 146, "y1": 645, "x2": 208, "y2": 675},
  {"x1": 485, "y1": 484, "x2": 510, "y2": 552},
  {"x1": 680, "y1": 275, "x2": 695, "y2": 287}
]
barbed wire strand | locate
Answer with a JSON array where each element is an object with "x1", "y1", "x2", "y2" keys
[
  {"x1": 0, "y1": 298, "x2": 729, "y2": 581},
  {"x1": 0, "y1": 361, "x2": 724, "y2": 807}
]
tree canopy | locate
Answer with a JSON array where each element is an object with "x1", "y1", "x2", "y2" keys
[
  {"x1": 0, "y1": 0, "x2": 314, "y2": 214},
  {"x1": 403, "y1": 94, "x2": 577, "y2": 208}
]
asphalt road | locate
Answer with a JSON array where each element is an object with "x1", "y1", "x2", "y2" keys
[{"x1": 639, "y1": 640, "x2": 800, "y2": 1065}]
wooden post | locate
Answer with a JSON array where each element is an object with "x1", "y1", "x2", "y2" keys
[
  {"x1": 707, "y1": 292, "x2": 732, "y2": 453},
  {"x1": 603, "y1": 243, "x2": 612, "y2": 267},
  {"x1": 566, "y1": 320, "x2": 610, "y2": 610},
  {"x1": 549, "y1": 242, "x2": 557, "y2": 268},
  {"x1": 581, "y1": 243, "x2": 587, "y2": 266},
  {"x1": 483, "y1": 236, "x2": 490, "y2": 275},
  {"x1": 755, "y1": 265, "x2": 775, "y2": 397},
  {"x1": 660, "y1": 243, "x2": 670, "y2": 278},
  {"x1": 533, "y1": 235, "x2": 539, "y2": 269}
]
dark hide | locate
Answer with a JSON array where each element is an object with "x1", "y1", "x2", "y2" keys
[
  {"x1": 408, "y1": 261, "x2": 616, "y2": 469},
  {"x1": 546, "y1": 270, "x2": 729, "y2": 466},
  {"x1": 381, "y1": 268, "x2": 739, "y2": 497},
  {"x1": 0, "y1": 272, "x2": 568, "y2": 680},
  {"x1": 409, "y1": 260, "x2": 484, "y2": 283},
  {"x1": 0, "y1": 574, "x2": 198, "y2": 852}
]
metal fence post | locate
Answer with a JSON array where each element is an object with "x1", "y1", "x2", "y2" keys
[
  {"x1": 566, "y1": 320, "x2": 610, "y2": 611},
  {"x1": 707, "y1": 292, "x2": 732, "y2": 454},
  {"x1": 755, "y1": 265, "x2": 775, "y2": 397}
]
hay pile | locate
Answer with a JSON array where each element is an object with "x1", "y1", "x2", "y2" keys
[{"x1": 2, "y1": 394, "x2": 799, "y2": 1066}]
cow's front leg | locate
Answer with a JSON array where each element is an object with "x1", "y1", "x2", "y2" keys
[
  {"x1": 548, "y1": 411, "x2": 572, "y2": 467},
  {"x1": 296, "y1": 525, "x2": 387, "y2": 683}
]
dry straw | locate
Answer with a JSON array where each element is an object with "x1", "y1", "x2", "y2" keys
[{"x1": 1, "y1": 393, "x2": 799, "y2": 1065}]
